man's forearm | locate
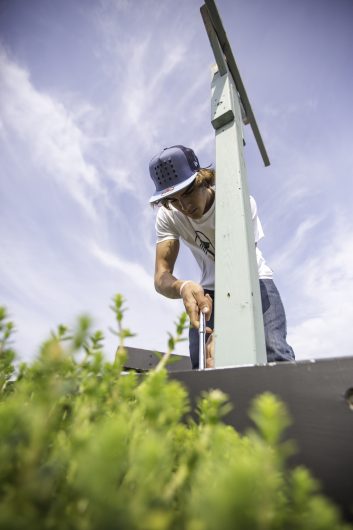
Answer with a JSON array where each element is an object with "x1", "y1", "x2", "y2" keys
[{"x1": 154, "y1": 271, "x2": 183, "y2": 299}]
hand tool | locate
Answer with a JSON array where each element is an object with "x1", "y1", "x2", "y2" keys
[{"x1": 199, "y1": 310, "x2": 206, "y2": 369}]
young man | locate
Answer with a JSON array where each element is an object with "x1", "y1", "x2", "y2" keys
[{"x1": 149, "y1": 145, "x2": 295, "y2": 368}]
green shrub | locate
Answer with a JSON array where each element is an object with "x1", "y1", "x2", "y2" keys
[{"x1": 0, "y1": 297, "x2": 350, "y2": 530}]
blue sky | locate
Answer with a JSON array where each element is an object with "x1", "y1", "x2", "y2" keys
[{"x1": 1, "y1": 0, "x2": 353, "y2": 362}]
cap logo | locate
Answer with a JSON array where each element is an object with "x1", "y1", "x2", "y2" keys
[{"x1": 161, "y1": 186, "x2": 175, "y2": 196}]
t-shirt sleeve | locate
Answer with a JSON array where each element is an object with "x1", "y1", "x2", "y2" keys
[
  {"x1": 250, "y1": 195, "x2": 264, "y2": 244},
  {"x1": 155, "y1": 207, "x2": 180, "y2": 243}
]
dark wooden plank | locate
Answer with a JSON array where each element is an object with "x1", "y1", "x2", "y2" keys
[
  {"x1": 171, "y1": 357, "x2": 353, "y2": 521},
  {"x1": 124, "y1": 346, "x2": 191, "y2": 372}
]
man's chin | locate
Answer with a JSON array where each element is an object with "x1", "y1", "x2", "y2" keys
[{"x1": 186, "y1": 208, "x2": 201, "y2": 219}]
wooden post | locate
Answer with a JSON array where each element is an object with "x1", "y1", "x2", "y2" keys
[
  {"x1": 200, "y1": 1, "x2": 269, "y2": 366},
  {"x1": 212, "y1": 67, "x2": 266, "y2": 366}
]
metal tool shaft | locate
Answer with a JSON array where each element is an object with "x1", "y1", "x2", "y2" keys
[{"x1": 199, "y1": 311, "x2": 206, "y2": 369}]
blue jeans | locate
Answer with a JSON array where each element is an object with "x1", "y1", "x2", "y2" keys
[{"x1": 189, "y1": 279, "x2": 295, "y2": 369}]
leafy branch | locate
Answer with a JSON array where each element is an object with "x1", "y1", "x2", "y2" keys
[
  {"x1": 0, "y1": 306, "x2": 16, "y2": 393},
  {"x1": 110, "y1": 294, "x2": 136, "y2": 370},
  {"x1": 155, "y1": 311, "x2": 188, "y2": 372}
]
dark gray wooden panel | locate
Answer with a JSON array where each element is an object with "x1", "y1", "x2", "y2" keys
[
  {"x1": 171, "y1": 357, "x2": 353, "y2": 521},
  {"x1": 124, "y1": 346, "x2": 191, "y2": 372}
]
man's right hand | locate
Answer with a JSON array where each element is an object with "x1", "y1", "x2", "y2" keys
[{"x1": 180, "y1": 281, "x2": 213, "y2": 330}]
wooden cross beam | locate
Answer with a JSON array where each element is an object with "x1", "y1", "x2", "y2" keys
[{"x1": 201, "y1": 0, "x2": 270, "y2": 167}]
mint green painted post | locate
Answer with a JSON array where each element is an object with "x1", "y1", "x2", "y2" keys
[
  {"x1": 200, "y1": 0, "x2": 269, "y2": 367},
  {"x1": 211, "y1": 67, "x2": 266, "y2": 366}
]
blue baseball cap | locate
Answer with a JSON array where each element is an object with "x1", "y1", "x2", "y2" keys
[{"x1": 149, "y1": 145, "x2": 200, "y2": 203}]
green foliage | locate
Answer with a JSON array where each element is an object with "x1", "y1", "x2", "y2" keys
[
  {"x1": 0, "y1": 300, "x2": 350, "y2": 530},
  {"x1": 156, "y1": 311, "x2": 189, "y2": 372},
  {"x1": 0, "y1": 307, "x2": 16, "y2": 394},
  {"x1": 110, "y1": 294, "x2": 136, "y2": 370}
]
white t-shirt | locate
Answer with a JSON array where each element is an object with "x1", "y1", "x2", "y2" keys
[{"x1": 155, "y1": 194, "x2": 273, "y2": 290}]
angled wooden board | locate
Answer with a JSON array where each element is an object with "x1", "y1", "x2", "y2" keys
[{"x1": 202, "y1": 0, "x2": 270, "y2": 166}]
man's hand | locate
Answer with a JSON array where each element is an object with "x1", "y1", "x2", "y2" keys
[
  {"x1": 180, "y1": 281, "x2": 212, "y2": 329},
  {"x1": 206, "y1": 333, "x2": 215, "y2": 368}
]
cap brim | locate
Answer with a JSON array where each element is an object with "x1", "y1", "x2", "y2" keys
[{"x1": 149, "y1": 173, "x2": 197, "y2": 204}]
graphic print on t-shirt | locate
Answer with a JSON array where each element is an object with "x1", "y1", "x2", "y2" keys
[{"x1": 195, "y1": 231, "x2": 215, "y2": 260}]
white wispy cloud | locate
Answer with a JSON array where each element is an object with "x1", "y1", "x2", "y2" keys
[
  {"x1": 0, "y1": 48, "x2": 105, "y2": 220},
  {"x1": 192, "y1": 132, "x2": 214, "y2": 160},
  {"x1": 88, "y1": 0, "x2": 211, "y2": 206},
  {"x1": 270, "y1": 215, "x2": 323, "y2": 273},
  {"x1": 288, "y1": 214, "x2": 353, "y2": 359},
  {"x1": 88, "y1": 240, "x2": 156, "y2": 298},
  {"x1": 263, "y1": 99, "x2": 318, "y2": 119},
  {"x1": 105, "y1": 167, "x2": 136, "y2": 192}
]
